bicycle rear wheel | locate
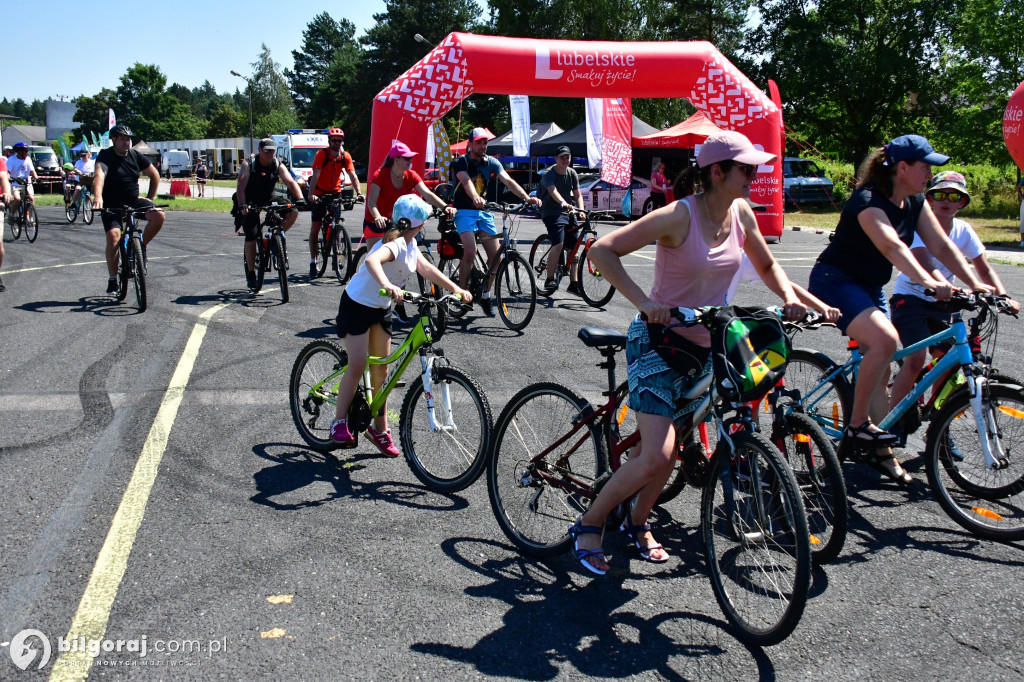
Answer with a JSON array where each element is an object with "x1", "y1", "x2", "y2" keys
[
  {"x1": 701, "y1": 432, "x2": 811, "y2": 646},
  {"x1": 494, "y1": 251, "x2": 536, "y2": 331},
  {"x1": 399, "y1": 363, "x2": 492, "y2": 492},
  {"x1": 289, "y1": 340, "x2": 347, "y2": 452},
  {"x1": 10, "y1": 211, "x2": 21, "y2": 239},
  {"x1": 66, "y1": 200, "x2": 78, "y2": 223},
  {"x1": 315, "y1": 232, "x2": 329, "y2": 278},
  {"x1": 529, "y1": 235, "x2": 557, "y2": 297},
  {"x1": 487, "y1": 382, "x2": 606, "y2": 557},
  {"x1": 925, "y1": 383, "x2": 1024, "y2": 541},
  {"x1": 438, "y1": 256, "x2": 470, "y2": 319},
  {"x1": 24, "y1": 205, "x2": 38, "y2": 242},
  {"x1": 784, "y1": 349, "x2": 851, "y2": 443},
  {"x1": 130, "y1": 236, "x2": 147, "y2": 312},
  {"x1": 333, "y1": 223, "x2": 353, "y2": 283},
  {"x1": 576, "y1": 240, "x2": 615, "y2": 307},
  {"x1": 767, "y1": 410, "x2": 848, "y2": 564},
  {"x1": 272, "y1": 232, "x2": 289, "y2": 303}
]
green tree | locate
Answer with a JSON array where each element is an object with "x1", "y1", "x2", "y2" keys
[
  {"x1": 250, "y1": 44, "x2": 298, "y2": 132},
  {"x1": 287, "y1": 13, "x2": 361, "y2": 124},
  {"x1": 73, "y1": 88, "x2": 116, "y2": 140},
  {"x1": 206, "y1": 103, "x2": 245, "y2": 138},
  {"x1": 750, "y1": 0, "x2": 945, "y2": 163},
  {"x1": 114, "y1": 63, "x2": 204, "y2": 140}
]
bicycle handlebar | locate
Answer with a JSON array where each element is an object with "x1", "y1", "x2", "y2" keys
[
  {"x1": 380, "y1": 288, "x2": 468, "y2": 306},
  {"x1": 101, "y1": 204, "x2": 170, "y2": 217},
  {"x1": 483, "y1": 201, "x2": 527, "y2": 214},
  {"x1": 246, "y1": 200, "x2": 306, "y2": 212}
]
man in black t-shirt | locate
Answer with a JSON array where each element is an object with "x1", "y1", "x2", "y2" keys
[{"x1": 93, "y1": 125, "x2": 165, "y2": 295}]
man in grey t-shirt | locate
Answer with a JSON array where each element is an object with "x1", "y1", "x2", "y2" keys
[{"x1": 539, "y1": 145, "x2": 585, "y2": 296}]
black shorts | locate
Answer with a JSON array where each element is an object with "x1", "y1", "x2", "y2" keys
[
  {"x1": 541, "y1": 214, "x2": 577, "y2": 255},
  {"x1": 336, "y1": 291, "x2": 393, "y2": 338},
  {"x1": 243, "y1": 195, "x2": 295, "y2": 242},
  {"x1": 311, "y1": 195, "x2": 339, "y2": 223},
  {"x1": 101, "y1": 197, "x2": 157, "y2": 232},
  {"x1": 890, "y1": 294, "x2": 953, "y2": 353},
  {"x1": 650, "y1": 192, "x2": 667, "y2": 209}
]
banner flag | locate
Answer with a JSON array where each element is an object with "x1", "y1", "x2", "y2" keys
[
  {"x1": 426, "y1": 127, "x2": 435, "y2": 165},
  {"x1": 57, "y1": 138, "x2": 71, "y2": 163},
  {"x1": 431, "y1": 120, "x2": 453, "y2": 183},
  {"x1": 108, "y1": 108, "x2": 116, "y2": 130},
  {"x1": 600, "y1": 97, "x2": 632, "y2": 188},
  {"x1": 510, "y1": 95, "x2": 530, "y2": 157},
  {"x1": 585, "y1": 98, "x2": 603, "y2": 168}
]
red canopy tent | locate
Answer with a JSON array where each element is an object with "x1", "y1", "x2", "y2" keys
[
  {"x1": 449, "y1": 127, "x2": 496, "y2": 155},
  {"x1": 632, "y1": 111, "x2": 722, "y2": 148}
]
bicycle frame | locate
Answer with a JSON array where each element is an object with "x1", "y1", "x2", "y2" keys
[
  {"x1": 306, "y1": 308, "x2": 453, "y2": 433},
  {"x1": 802, "y1": 315, "x2": 1005, "y2": 468}
]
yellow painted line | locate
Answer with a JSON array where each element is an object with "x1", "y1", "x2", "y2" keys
[
  {"x1": 4, "y1": 253, "x2": 238, "y2": 276},
  {"x1": 48, "y1": 302, "x2": 230, "y2": 681}
]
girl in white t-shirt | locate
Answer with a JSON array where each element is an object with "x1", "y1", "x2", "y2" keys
[
  {"x1": 889, "y1": 171, "x2": 1019, "y2": 412},
  {"x1": 330, "y1": 194, "x2": 470, "y2": 455}
]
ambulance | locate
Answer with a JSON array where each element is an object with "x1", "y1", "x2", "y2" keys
[{"x1": 270, "y1": 130, "x2": 329, "y2": 201}]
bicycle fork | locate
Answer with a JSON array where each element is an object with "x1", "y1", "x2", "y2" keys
[
  {"x1": 966, "y1": 375, "x2": 1010, "y2": 470},
  {"x1": 419, "y1": 353, "x2": 456, "y2": 433}
]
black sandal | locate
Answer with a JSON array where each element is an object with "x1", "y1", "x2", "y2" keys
[
  {"x1": 844, "y1": 420, "x2": 898, "y2": 445},
  {"x1": 855, "y1": 450, "x2": 913, "y2": 486}
]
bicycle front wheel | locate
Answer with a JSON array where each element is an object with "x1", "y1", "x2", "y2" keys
[
  {"x1": 767, "y1": 411, "x2": 848, "y2": 564},
  {"x1": 24, "y1": 205, "x2": 38, "y2": 242},
  {"x1": 529, "y1": 235, "x2": 556, "y2": 297},
  {"x1": 272, "y1": 232, "x2": 289, "y2": 303},
  {"x1": 117, "y1": 243, "x2": 130, "y2": 301},
  {"x1": 702, "y1": 432, "x2": 811, "y2": 646},
  {"x1": 925, "y1": 383, "x2": 1024, "y2": 541},
  {"x1": 494, "y1": 251, "x2": 536, "y2": 331},
  {"x1": 576, "y1": 240, "x2": 615, "y2": 307},
  {"x1": 83, "y1": 197, "x2": 95, "y2": 225},
  {"x1": 487, "y1": 382, "x2": 606, "y2": 557},
  {"x1": 289, "y1": 340, "x2": 347, "y2": 452},
  {"x1": 399, "y1": 363, "x2": 492, "y2": 493},
  {"x1": 785, "y1": 349, "x2": 851, "y2": 443},
  {"x1": 254, "y1": 242, "x2": 268, "y2": 294},
  {"x1": 333, "y1": 224, "x2": 353, "y2": 283},
  {"x1": 130, "y1": 236, "x2": 147, "y2": 312}
]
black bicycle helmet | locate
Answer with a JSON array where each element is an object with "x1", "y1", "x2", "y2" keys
[{"x1": 109, "y1": 124, "x2": 134, "y2": 138}]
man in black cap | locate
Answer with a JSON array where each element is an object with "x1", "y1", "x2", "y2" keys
[
  {"x1": 538, "y1": 145, "x2": 586, "y2": 296},
  {"x1": 236, "y1": 138, "x2": 303, "y2": 289}
]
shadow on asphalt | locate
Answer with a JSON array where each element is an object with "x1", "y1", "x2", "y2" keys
[
  {"x1": 172, "y1": 289, "x2": 285, "y2": 308},
  {"x1": 249, "y1": 442, "x2": 470, "y2": 513},
  {"x1": 412, "y1": 532, "x2": 778, "y2": 680},
  {"x1": 15, "y1": 296, "x2": 144, "y2": 316}
]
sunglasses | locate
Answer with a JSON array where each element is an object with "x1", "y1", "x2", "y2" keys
[
  {"x1": 929, "y1": 190, "x2": 964, "y2": 202},
  {"x1": 733, "y1": 163, "x2": 758, "y2": 178}
]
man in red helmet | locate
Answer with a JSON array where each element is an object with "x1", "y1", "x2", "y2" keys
[{"x1": 307, "y1": 127, "x2": 362, "y2": 278}]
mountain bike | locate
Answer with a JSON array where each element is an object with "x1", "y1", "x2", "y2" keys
[
  {"x1": 312, "y1": 193, "x2": 353, "y2": 283},
  {"x1": 104, "y1": 204, "x2": 167, "y2": 313},
  {"x1": 529, "y1": 208, "x2": 616, "y2": 307},
  {"x1": 245, "y1": 201, "x2": 302, "y2": 302},
  {"x1": 9, "y1": 178, "x2": 38, "y2": 242},
  {"x1": 780, "y1": 292, "x2": 1024, "y2": 541},
  {"x1": 437, "y1": 201, "x2": 537, "y2": 331},
  {"x1": 487, "y1": 306, "x2": 811, "y2": 646},
  {"x1": 290, "y1": 289, "x2": 493, "y2": 493},
  {"x1": 65, "y1": 176, "x2": 95, "y2": 225}
]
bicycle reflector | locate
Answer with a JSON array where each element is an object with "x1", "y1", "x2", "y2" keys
[
  {"x1": 972, "y1": 507, "x2": 1004, "y2": 521},
  {"x1": 998, "y1": 405, "x2": 1024, "y2": 419}
]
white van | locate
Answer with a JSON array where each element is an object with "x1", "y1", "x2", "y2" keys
[{"x1": 161, "y1": 150, "x2": 192, "y2": 178}]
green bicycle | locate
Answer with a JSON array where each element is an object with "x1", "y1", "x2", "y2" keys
[{"x1": 289, "y1": 290, "x2": 493, "y2": 492}]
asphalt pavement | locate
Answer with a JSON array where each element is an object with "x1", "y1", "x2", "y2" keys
[{"x1": 1, "y1": 207, "x2": 1023, "y2": 680}]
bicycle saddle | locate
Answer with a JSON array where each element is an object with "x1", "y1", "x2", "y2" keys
[{"x1": 578, "y1": 327, "x2": 627, "y2": 349}]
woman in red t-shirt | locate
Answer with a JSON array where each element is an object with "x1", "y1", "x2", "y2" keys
[{"x1": 363, "y1": 141, "x2": 454, "y2": 246}]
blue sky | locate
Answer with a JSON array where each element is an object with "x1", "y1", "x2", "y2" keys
[{"x1": 2, "y1": 0, "x2": 477, "y2": 104}]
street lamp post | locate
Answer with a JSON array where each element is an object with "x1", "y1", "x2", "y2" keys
[{"x1": 230, "y1": 70, "x2": 254, "y2": 158}]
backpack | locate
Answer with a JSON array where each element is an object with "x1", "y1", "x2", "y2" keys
[{"x1": 709, "y1": 305, "x2": 791, "y2": 403}]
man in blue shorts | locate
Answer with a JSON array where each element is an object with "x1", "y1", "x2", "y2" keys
[{"x1": 452, "y1": 127, "x2": 541, "y2": 316}]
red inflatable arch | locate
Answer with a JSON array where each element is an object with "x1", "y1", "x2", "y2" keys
[{"x1": 370, "y1": 33, "x2": 785, "y2": 238}]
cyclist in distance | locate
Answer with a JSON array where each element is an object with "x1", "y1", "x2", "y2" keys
[
  {"x1": 237, "y1": 138, "x2": 303, "y2": 289},
  {"x1": 308, "y1": 127, "x2": 362, "y2": 278},
  {"x1": 6, "y1": 142, "x2": 39, "y2": 222},
  {"x1": 0, "y1": 153, "x2": 11, "y2": 291},
  {"x1": 72, "y1": 149, "x2": 95, "y2": 206},
  {"x1": 807, "y1": 135, "x2": 993, "y2": 484},
  {"x1": 329, "y1": 194, "x2": 470, "y2": 455},
  {"x1": 888, "y1": 171, "x2": 1019, "y2": 416},
  {"x1": 538, "y1": 145, "x2": 586, "y2": 296},
  {"x1": 577, "y1": 130, "x2": 807, "y2": 575},
  {"x1": 92, "y1": 125, "x2": 166, "y2": 295},
  {"x1": 451, "y1": 127, "x2": 541, "y2": 316},
  {"x1": 62, "y1": 163, "x2": 78, "y2": 203}
]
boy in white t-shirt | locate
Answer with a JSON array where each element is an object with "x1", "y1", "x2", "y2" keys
[
  {"x1": 329, "y1": 194, "x2": 470, "y2": 454},
  {"x1": 889, "y1": 171, "x2": 1019, "y2": 412}
]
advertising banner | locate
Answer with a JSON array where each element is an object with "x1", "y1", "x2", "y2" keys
[
  {"x1": 510, "y1": 95, "x2": 531, "y2": 157},
  {"x1": 600, "y1": 98, "x2": 632, "y2": 187},
  {"x1": 585, "y1": 98, "x2": 603, "y2": 168}
]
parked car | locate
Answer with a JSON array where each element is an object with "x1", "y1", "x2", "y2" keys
[
  {"x1": 423, "y1": 168, "x2": 443, "y2": 191},
  {"x1": 161, "y1": 150, "x2": 192, "y2": 178},
  {"x1": 29, "y1": 146, "x2": 62, "y2": 192},
  {"x1": 783, "y1": 157, "x2": 834, "y2": 207},
  {"x1": 581, "y1": 175, "x2": 652, "y2": 217}
]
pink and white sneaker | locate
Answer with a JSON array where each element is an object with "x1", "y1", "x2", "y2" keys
[
  {"x1": 330, "y1": 419, "x2": 354, "y2": 445},
  {"x1": 367, "y1": 425, "x2": 400, "y2": 457}
]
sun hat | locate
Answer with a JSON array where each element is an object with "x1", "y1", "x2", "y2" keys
[
  {"x1": 388, "y1": 142, "x2": 417, "y2": 159},
  {"x1": 696, "y1": 130, "x2": 776, "y2": 168},
  {"x1": 392, "y1": 194, "x2": 431, "y2": 229},
  {"x1": 886, "y1": 135, "x2": 949, "y2": 166},
  {"x1": 928, "y1": 170, "x2": 970, "y2": 205}
]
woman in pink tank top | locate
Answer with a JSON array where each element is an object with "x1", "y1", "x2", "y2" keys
[{"x1": 566, "y1": 130, "x2": 815, "y2": 576}]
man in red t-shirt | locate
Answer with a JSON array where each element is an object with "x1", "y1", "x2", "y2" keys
[
  {"x1": 0, "y1": 156, "x2": 11, "y2": 292},
  {"x1": 307, "y1": 128, "x2": 362, "y2": 278}
]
